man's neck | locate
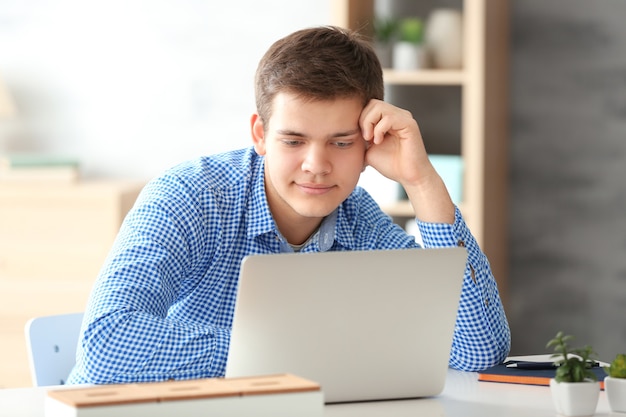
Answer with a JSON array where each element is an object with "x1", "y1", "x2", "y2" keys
[{"x1": 276, "y1": 216, "x2": 323, "y2": 245}]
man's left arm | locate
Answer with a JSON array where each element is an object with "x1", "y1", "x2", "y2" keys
[
  {"x1": 361, "y1": 99, "x2": 510, "y2": 370},
  {"x1": 418, "y1": 207, "x2": 511, "y2": 371}
]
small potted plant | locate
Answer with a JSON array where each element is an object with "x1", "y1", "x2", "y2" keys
[
  {"x1": 604, "y1": 353, "x2": 626, "y2": 413},
  {"x1": 547, "y1": 331, "x2": 600, "y2": 417},
  {"x1": 392, "y1": 17, "x2": 428, "y2": 71},
  {"x1": 373, "y1": 16, "x2": 398, "y2": 68}
]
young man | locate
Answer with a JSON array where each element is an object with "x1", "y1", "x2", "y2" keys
[{"x1": 67, "y1": 26, "x2": 510, "y2": 384}]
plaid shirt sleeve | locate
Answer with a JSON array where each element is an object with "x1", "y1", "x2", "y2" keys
[
  {"x1": 67, "y1": 167, "x2": 234, "y2": 384},
  {"x1": 417, "y1": 206, "x2": 511, "y2": 371}
]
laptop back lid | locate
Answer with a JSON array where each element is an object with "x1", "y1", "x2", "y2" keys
[{"x1": 225, "y1": 247, "x2": 467, "y2": 403}]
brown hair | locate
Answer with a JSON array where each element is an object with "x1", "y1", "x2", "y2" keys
[{"x1": 254, "y1": 26, "x2": 384, "y2": 126}]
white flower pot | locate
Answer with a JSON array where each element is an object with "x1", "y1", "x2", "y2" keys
[
  {"x1": 605, "y1": 376, "x2": 626, "y2": 413},
  {"x1": 392, "y1": 42, "x2": 428, "y2": 71},
  {"x1": 549, "y1": 378, "x2": 600, "y2": 416}
]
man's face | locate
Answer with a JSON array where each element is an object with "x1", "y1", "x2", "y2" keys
[{"x1": 252, "y1": 92, "x2": 366, "y2": 227}]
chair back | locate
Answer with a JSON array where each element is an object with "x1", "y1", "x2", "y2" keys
[{"x1": 24, "y1": 312, "x2": 84, "y2": 386}]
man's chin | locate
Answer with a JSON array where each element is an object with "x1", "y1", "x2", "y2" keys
[{"x1": 291, "y1": 202, "x2": 337, "y2": 219}]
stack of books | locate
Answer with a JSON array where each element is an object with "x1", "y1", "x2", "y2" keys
[
  {"x1": 0, "y1": 153, "x2": 80, "y2": 183},
  {"x1": 478, "y1": 357, "x2": 608, "y2": 389}
]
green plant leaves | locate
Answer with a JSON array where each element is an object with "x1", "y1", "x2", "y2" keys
[
  {"x1": 605, "y1": 353, "x2": 626, "y2": 378},
  {"x1": 547, "y1": 331, "x2": 598, "y2": 383}
]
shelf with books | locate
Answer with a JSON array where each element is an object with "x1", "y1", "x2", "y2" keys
[{"x1": 0, "y1": 153, "x2": 80, "y2": 184}]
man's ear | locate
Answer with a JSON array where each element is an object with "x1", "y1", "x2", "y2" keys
[{"x1": 250, "y1": 113, "x2": 266, "y2": 155}]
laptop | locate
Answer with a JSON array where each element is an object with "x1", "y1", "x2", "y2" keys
[{"x1": 225, "y1": 247, "x2": 467, "y2": 403}]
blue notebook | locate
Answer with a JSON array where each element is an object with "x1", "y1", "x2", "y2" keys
[{"x1": 478, "y1": 360, "x2": 607, "y2": 389}]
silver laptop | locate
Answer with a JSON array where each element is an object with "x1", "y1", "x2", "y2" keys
[{"x1": 225, "y1": 247, "x2": 467, "y2": 403}]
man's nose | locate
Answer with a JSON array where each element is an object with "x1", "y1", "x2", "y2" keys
[{"x1": 301, "y1": 145, "x2": 331, "y2": 175}]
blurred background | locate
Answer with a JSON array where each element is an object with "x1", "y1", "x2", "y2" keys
[
  {"x1": 1, "y1": 0, "x2": 625, "y2": 384},
  {"x1": 508, "y1": 1, "x2": 626, "y2": 360},
  {"x1": 0, "y1": 0, "x2": 329, "y2": 177}
]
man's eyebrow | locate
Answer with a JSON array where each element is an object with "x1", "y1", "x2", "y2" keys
[
  {"x1": 331, "y1": 129, "x2": 361, "y2": 138},
  {"x1": 275, "y1": 128, "x2": 361, "y2": 138},
  {"x1": 276, "y1": 129, "x2": 306, "y2": 137}
]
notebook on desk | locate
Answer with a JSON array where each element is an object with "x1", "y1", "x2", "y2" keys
[
  {"x1": 225, "y1": 247, "x2": 468, "y2": 404},
  {"x1": 478, "y1": 355, "x2": 608, "y2": 389}
]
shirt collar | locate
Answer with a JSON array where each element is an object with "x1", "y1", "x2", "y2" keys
[
  {"x1": 332, "y1": 204, "x2": 356, "y2": 249},
  {"x1": 246, "y1": 156, "x2": 274, "y2": 238},
  {"x1": 317, "y1": 209, "x2": 337, "y2": 251}
]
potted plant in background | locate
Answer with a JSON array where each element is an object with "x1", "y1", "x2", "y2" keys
[
  {"x1": 373, "y1": 16, "x2": 398, "y2": 68},
  {"x1": 604, "y1": 353, "x2": 626, "y2": 413},
  {"x1": 392, "y1": 17, "x2": 428, "y2": 71},
  {"x1": 547, "y1": 331, "x2": 600, "y2": 417}
]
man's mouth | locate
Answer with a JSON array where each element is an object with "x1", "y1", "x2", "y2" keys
[{"x1": 297, "y1": 183, "x2": 334, "y2": 195}]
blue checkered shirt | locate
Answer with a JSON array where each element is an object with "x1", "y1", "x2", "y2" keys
[{"x1": 67, "y1": 147, "x2": 510, "y2": 384}]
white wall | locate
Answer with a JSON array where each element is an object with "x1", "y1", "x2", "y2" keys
[{"x1": 0, "y1": 0, "x2": 331, "y2": 180}]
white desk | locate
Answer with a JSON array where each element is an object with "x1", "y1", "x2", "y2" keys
[
  {"x1": 326, "y1": 368, "x2": 611, "y2": 417},
  {"x1": 0, "y1": 367, "x2": 612, "y2": 417}
]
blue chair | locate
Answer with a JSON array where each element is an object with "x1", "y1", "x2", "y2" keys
[{"x1": 24, "y1": 312, "x2": 84, "y2": 386}]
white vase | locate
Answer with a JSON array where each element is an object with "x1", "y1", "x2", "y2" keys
[
  {"x1": 392, "y1": 42, "x2": 428, "y2": 71},
  {"x1": 424, "y1": 8, "x2": 463, "y2": 69},
  {"x1": 605, "y1": 376, "x2": 626, "y2": 413},
  {"x1": 549, "y1": 378, "x2": 600, "y2": 417}
]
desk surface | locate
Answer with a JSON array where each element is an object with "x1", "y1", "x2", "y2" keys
[
  {"x1": 0, "y1": 357, "x2": 613, "y2": 417},
  {"x1": 326, "y1": 368, "x2": 611, "y2": 417}
]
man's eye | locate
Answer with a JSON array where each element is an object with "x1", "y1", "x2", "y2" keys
[
  {"x1": 333, "y1": 141, "x2": 353, "y2": 148},
  {"x1": 281, "y1": 139, "x2": 302, "y2": 146}
]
